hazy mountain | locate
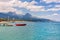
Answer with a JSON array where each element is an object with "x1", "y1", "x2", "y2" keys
[
  {"x1": 22, "y1": 13, "x2": 32, "y2": 20},
  {"x1": 0, "y1": 12, "x2": 23, "y2": 20},
  {"x1": 22, "y1": 13, "x2": 53, "y2": 22},
  {"x1": 0, "y1": 13, "x2": 8, "y2": 18},
  {"x1": 0, "y1": 12, "x2": 53, "y2": 22}
]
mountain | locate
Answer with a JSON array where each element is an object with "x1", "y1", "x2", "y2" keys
[
  {"x1": 22, "y1": 13, "x2": 32, "y2": 20},
  {"x1": 22, "y1": 13, "x2": 53, "y2": 22},
  {"x1": 0, "y1": 12, "x2": 53, "y2": 22},
  {"x1": 0, "y1": 12, "x2": 23, "y2": 20},
  {"x1": 0, "y1": 13, "x2": 8, "y2": 18}
]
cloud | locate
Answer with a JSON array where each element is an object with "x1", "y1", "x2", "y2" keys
[
  {"x1": 37, "y1": 13, "x2": 60, "y2": 21},
  {"x1": 26, "y1": 6, "x2": 45, "y2": 12},
  {"x1": 14, "y1": 0, "x2": 60, "y2": 12},
  {"x1": 0, "y1": 7, "x2": 16, "y2": 12},
  {"x1": 0, "y1": 0, "x2": 15, "y2": 12},
  {"x1": 0, "y1": 0, "x2": 12, "y2": 2},
  {"x1": 47, "y1": 7, "x2": 60, "y2": 11},
  {"x1": 30, "y1": 0, "x2": 38, "y2": 5},
  {"x1": 0, "y1": 0, "x2": 46, "y2": 13},
  {"x1": 43, "y1": 0, "x2": 60, "y2": 3},
  {"x1": 15, "y1": 10, "x2": 23, "y2": 14},
  {"x1": 0, "y1": 0, "x2": 23, "y2": 14},
  {"x1": 45, "y1": 3, "x2": 60, "y2": 11},
  {"x1": 52, "y1": 13, "x2": 59, "y2": 16},
  {"x1": 0, "y1": 0, "x2": 59, "y2": 14},
  {"x1": 55, "y1": 5, "x2": 60, "y2": 8},
  {"x1": 14, "y1": 0, "x2": 46, "y2": 12}
]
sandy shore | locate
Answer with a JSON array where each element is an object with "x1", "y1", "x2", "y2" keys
[
  {"x1": 0, "y1": 21, "x2": 27, "y2": 24},
  {"x1": 0, "y1": 21, "x2": 9, "y2": 24}
]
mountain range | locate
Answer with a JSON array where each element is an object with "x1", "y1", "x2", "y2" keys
[{"x1": 0, "y1": 12, "x2": 53, "y2": 22}]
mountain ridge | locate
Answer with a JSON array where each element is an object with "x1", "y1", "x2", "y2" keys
[{"x1": 0, "y1": 12, "x2": 54, "y2": 22}]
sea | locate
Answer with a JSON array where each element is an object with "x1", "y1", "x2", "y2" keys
[{"x1": 0, "y1": 21, "x2": 60, "y2": 40}]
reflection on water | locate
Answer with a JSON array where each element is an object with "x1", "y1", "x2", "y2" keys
[{"x1": 0, "y1": 22, "x2": 60, "y2": 40}]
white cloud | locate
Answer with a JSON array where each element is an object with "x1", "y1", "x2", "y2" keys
[
  {"x1": 30, "y1": 0, "x2": 38, "y2": 5},
  {"x1": 26, "y1": 6, "x2": 45, "y2": 12},
  {"x1": 0, "y1": 0, "x2": 23, "y2": 14},
  {"x1": 0, "y1": 0, "x2": 15, "y2": 12},
  {"x1": 37, "y1": 13, "x2": 60, "y2": 21},
  {"x1": 55, "y1": 5, "x2": 60, "y2": 8},
  {"x1": 14, "y1": 1, "x2": 29, "y2": 8},
  {"x1": 46, "y1": 4, "x2": 60, "y2": 11},
  {"x1": 0, "y1": 7, "x2": 16, "y2": 12},
  {"x1": 43, "y1": 0, "x2": 60, "y2": 3},
  {"x1": 15, "y1": 10, "x2": 23, "y2": 14},
  {"x1": 0, "y1": 0, "x2": 59, "y2": 14},
  {"x1": 0, "y1": 0, "x2": 45, "y2": 12},
  {"x1": 13, "y1": 0, "x2": 60, "y2": 12},
  {"x1": 47, "y1": 7, "x2": 60, "y2": 11},
  {"x1": 0, "y1": 0, "x2": 12, "y2": 2},
  {"x1": 14, "y1": 0, "x2": 46, "y2": 12},
  {"x1": 52, "y1": 13, "x2": 59, "y2": 16}
]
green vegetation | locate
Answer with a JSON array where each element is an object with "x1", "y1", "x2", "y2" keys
[
  {"x1": 0, "y1": 18, "x2": 7, "y2": 21},
  {"x1": 0, "y1": 18, "x2": 25, "y2": 21}
]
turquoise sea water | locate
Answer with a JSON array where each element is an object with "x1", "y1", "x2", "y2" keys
[{"x1": 0, "y1": 22, "x2": 60, "y2": 40}]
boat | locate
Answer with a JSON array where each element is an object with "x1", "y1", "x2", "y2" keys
[{"x1": 16, "y1": 24, "x2": 26, "y2": 26}]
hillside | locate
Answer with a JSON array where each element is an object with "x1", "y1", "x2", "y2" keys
[{"x1": 0, "y1": 12, "x2": 53, "y2": 22}]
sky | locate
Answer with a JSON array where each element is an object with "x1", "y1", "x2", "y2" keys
[{"x1": 0, "y1": 0, "x2": 60, "y2": 21}]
